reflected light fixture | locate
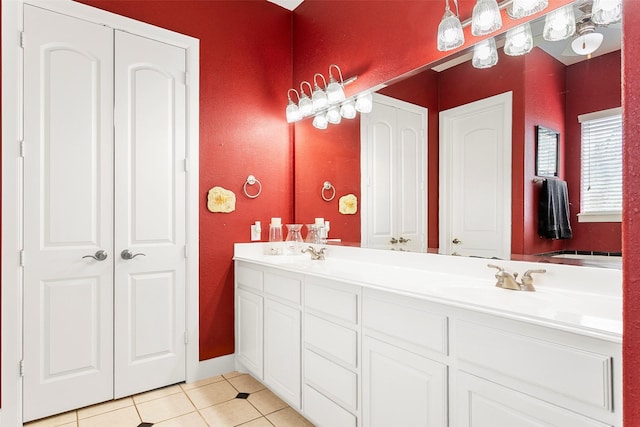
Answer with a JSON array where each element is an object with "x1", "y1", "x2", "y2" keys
[
  {"x1": 591, "y1": 0, "x2": 622, "y2": 25},
  {"x1": 355, "y1": 92, "x2": 373, "y2": 113},
  {"x1": 298, "y1": 81, "x2": 314, "y2": 117},
  {"x1": 326, "y1": 64, "x2": 346, "y2": 104},
  {"x1": 472, "y1": 37, "x2": 499, "y2": 68},
  {"x1": 340, "y1": 99, "x2": 357, "y2": 119},
  {"x1": 312, "y1": 73, "x2": 329, "y2": 111},
  {"x1": 326, "y1": 106, "x2": 342, "y2": 125},
  {"x1": 507, "y1": 0, "x2": 548, "y2": 19},
  {"x1": 437, "y1": 0, "x2": 464, "y2": 52},
  {"x1": 571, "y1": 31, "x2": 604, "y2": 56},
  {"x1": 542, "y1": 4, "x2": 575, "y2": 41},
  {"x1": 312, "y1": 112, "x2": 328, "y2": 130},
  {"x1": 286, "y1": 89, "x2": 301, "y2": 123},
  {"x1": 471, "y1": 0, "x2": 502, "y2": 36},
  {"x1": 504, "y1": 22, "x2": 533, "y2": 56}
]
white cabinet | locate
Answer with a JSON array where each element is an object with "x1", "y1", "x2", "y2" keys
[{"x1": 234, "y1": 262, "x2": 302, "y2": 409}]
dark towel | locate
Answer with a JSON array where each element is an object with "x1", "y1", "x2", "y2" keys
[{"x1": 538, "y1": 179, "x2": 572, "y2": 240}]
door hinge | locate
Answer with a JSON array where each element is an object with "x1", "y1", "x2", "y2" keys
[
  {"x1": 184, "y1": 158, "x2": 188, "y2": 172},
  {"x1": 19, "y1": 360, "x2": 25, "y2": 377},
  {"x1": 19, "y1": 140, "x2": 25, "y2": 158},
  {"x1": 20, "y1": 250, "x2": 26, "y2": 267},
  {"x1": 184, "y1": 245, "x2": 188, "y2": 259},
  {"x1": 20, "y1": 32, "x2": 25, "y2": 48},
  {"x1": 184, "y1": 330, "x2": 189, "y2": 345}
]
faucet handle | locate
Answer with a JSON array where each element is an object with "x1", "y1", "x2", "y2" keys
[
  {"x1": 487, "y1": 264, "x2": 504, "y2": 272},
  {"x1": 520, "y1": 269, "x2": 546, "y2": 292},
  {"x1": 522, "y1": 268, "x2": 546, "y2": 278}
]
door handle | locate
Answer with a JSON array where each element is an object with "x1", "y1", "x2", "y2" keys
[
  {"x1": 82, "y1": 250, "x2": 108, "y2": 261},
  {"x1": 121, "y1": 249, "x2": 146, "y2": 260},
  {"x1": 452, "y1": 238, "x2": 462, "y2": 244}
]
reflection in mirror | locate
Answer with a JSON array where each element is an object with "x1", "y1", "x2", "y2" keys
[
  {"x1": 293, "y1": 0, "x2": 622, "y2": 269},
  {"x1": 536, "y1": 126, "x2": 559, "y2": 177}
]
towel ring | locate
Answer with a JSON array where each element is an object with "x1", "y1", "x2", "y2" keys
[
  {"x1": 321, "y1": 181, "x2": 336, "y2": 202},
  {"x1": 243, "y1": 175, "x2": 262, "y2": 199}
]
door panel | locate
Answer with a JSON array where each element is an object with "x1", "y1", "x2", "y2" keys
[
  {"x1": 114, "y1": 30, "x2": 187, "y2": 398},
  {"x1": 440, "y1": 92, "x2": 512, "y2": 259},
  {"x1": 23, "y1": 5, "x2": 115, "y2": 421}
]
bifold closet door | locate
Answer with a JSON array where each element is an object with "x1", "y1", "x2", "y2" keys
[
  {"x1": 22, "y1": 5, "x2": 115, "y2": 421},
  {"x1": 113, "y1": 30, "x2": 187, "y2": 399}
]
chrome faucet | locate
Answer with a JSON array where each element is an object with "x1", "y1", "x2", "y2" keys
[
  {"x1": 487, "y1": 264, "x2": 546, "y2": 292},
  {"x1": 302, "y1": 246, "x2": 326, "y2": 260}
]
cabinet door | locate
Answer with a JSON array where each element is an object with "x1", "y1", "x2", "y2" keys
[
  {"x1": 454, "y1": 372, "x2": 611, "y2": 427},
  {"x1": 236, "y1": 289, "x2": 264, "y2": 379},
  {"x1": 362, "y1": 336, "x2": 447, "y2": 427},
  {"x1": 264, "y1": 299, "x2": 301, "y2": 409}
]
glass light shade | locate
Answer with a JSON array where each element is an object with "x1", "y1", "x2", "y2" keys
[
  {"x1": 507, "y1": 0, "x2": 548, "y2": 19},
  {"x1": 298, "y1": 94, "x2": 314, "y2": 117},
  {"x1": 504, "y1": 23, "x2": 533, "y2": 56},
  {"x1": 591, "y1": 0, "x2": 622, "y2": 25},
  {"x1": 286, "y1": 101, "x2": 301, "y2": 123},
  {"x1": 471, "y1": 0, "x2": 502, "y2": 36},
  {"x1": 312, "y1": 113, "x2": 328, "y2": 130},
  {"x1": 340, "y1": 100, "x2": 357, "y2": 119},
  {"x1": 327, "y1": 106, "x2": 342, "y2": 124},
  {"x1": 437, "y1": 8, "x2": 465, "y2": 52},
  {"x1": 355, "y1": 92, "x2": 373, "y2": 113},
  {"x1": 542, "y1": 5, "x2": 575, "y2": 41},
  {"x1": 326, "y1": 78, "x2": 346, "y2": 104},
  {"x1": 571, "y1": 32, "x2": 604, "y2": 56},
  {"x1": 472, "y1": 38, "x2": 499, "y2": 69},
  {"x1": 311, "y1": 86, "x2": 328, "y2": 110}
]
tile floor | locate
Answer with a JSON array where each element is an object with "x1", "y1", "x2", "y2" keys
[{"x1": 25, "y1": 371, "x2": 314, "y2": 427}]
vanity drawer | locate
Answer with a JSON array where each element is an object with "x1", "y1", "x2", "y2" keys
[
  {"x1": 236, "y1": 263, "x2": 263, "y2": 292},
  {"x1": 456, "y1": 321, "x2": 613, "y2": 411},
  {"x1": 264, "y1": 271, "x2": 301, "y2": 304},
  {"x1": 305, "y1": 313, "x2": 357, "y2": 367},
  {"x1": 304, "y1": 384, "x2": 356, "y2": 427},
  {"x1": 304, "y1": 349, "x2": 357, "y2": 410},
  {"x1": 305, "y1": 278, "x2": 358, "y2": 324},
  {"x1": 363, "y1": 290, "x2": 448, "y2": 355}
]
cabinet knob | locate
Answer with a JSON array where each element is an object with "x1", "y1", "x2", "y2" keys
[{"x1": 452, "y1": 238, "x2": 462, "y2": 245}]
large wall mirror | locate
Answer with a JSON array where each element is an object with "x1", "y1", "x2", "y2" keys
[{"x1": 293, "y1": 0, "x2": 622, "y2": 269}]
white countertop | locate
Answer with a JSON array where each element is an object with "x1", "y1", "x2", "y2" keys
[{"x1": 234, "y1": 243, "x2": 622, "y2": 342}]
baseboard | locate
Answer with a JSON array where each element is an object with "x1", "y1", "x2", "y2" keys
[{"x1": 188, "y1": 354, "x2": 237, "y2": 383}]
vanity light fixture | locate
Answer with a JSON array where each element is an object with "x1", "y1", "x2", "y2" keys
[
  {"x1": 472, "y1": 37, "x2": 499, "y2": 68},
  {"x1": 286, "y1": 89, "x2": 301, "y2": 123},
  {"x1": 312, "y1": 73, "x2": 329, "y2": 111},
  {"x1": 312, "y1": 112, "x2": 329, "y2": 130},
  {"x1": 591, "y1": 0, "x2": 622, "y2": 25},
  {"x1": 504, "y1": 22, "x2": 533, "y2": 56},
  {"x1": 542, "y1": 4, "x2": 575, "y2": 41},
  {"x1": 340, "y1": 99, "x2": 357, "y2": 119},
  {"x1": 326, "y1": 64, "x2": 346, "y2": 104},
  {"x1": 298, "y1": 81, "x2": 314, "y2": 117},
  {"x1": 326, "y1": 106, "x2": 342, "y2": 125},
  {"x1": 437, "y1": 0, "x2": 465, "y2": 52},
  {"x1": 507, "y1": 0, "x2": 548, "y2": 19},
  {"x1": 471, "y1": 0, "x2": 502, "y2": 36},
  {"x1": 355, "y1": 92, "x2": 373, "y2": 113}
]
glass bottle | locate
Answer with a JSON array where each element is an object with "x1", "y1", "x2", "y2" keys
[
  {"x1": 305, "y1": 224, "x2": 322, "y2": 244},
  {"x1": 268, "y1": 222, "x2": 283, "y2": 255},
  {"x1": 284, "y1": 224, "x2": 304, "y2": 255}
]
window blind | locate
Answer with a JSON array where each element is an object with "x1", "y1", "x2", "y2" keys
[{"x1": 579, "y1": 108, "x2": 622, "y2": 216}]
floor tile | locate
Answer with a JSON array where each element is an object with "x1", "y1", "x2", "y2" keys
[
  {"x1": 180, "y1": 375, "x2": 225, "y2": 391},
  {"x1": 25, "y1": 411, "x2": 77, "y2": 427},
  {"x1": 266, "y1": 407, "x2": 314, "y2": 427},
  {"x1": 185, "y1": 379, "x2": 238, "y2": 409},
  {"x1": 78, "y1": 406, "x2": 140, "y2": 427},
  {"x1": 222, "y1": 370, "x2": 244, "y2": 379},
  {"x1": 136, "y1": 392, "x2": 196, "y2": 423},
  {"x1": 239, "y1": 417, "x2": 276, "y2": 427},
  {"x1": 248, "y1": 389, "x2": 288, "y2": 415},
  {"x1": 227, "y1": 374, "x2": 266, "y2": 393},
  {"x1": 77, "y1": 398, "x2": 134, "y2": 419},
  {"x1": 152, "y1": 411, "x2": 209, "y2": 427},
  {"x1": 133, "y1": 384, "x2": 183, "y2": 404},
  {"x1": 199, "y1": 398, "x2": 262, "y2": 427}
]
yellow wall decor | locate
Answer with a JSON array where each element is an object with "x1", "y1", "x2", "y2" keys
[
  {"x1": 339, "y1": 194, "x2": 358, "y2": 215},
  {"x1": 207, "y1": 186, "x2": 236, "y2": 213}
]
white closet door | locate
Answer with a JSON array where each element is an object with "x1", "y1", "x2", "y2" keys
[
  {"x1": 113, "y1": 30, "x2": 187, "y2": 398},
  {"x1": 22, "y1": 5, "x2": 115, "y2": 421}
]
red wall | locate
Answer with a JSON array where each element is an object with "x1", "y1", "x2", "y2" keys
[
  {"x1": 76, "y1": 0, "x2": 293, "y2": 360},
  {"x1": 564, "y1": 51, "x2": 622, "y2": 253}
]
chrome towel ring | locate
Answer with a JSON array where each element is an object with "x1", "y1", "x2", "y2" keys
[
  {"x1": 243, "y1": 175, "x2": 262, "y2": 199},
  {"x1": 322, "y1": 181, "x2": 336, "y2": 201}
]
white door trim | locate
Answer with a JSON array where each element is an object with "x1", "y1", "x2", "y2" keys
[
  {"x1": 360, "y1": 93, "x2": 428, "y2": 251},
  {"x1": 438, "y1": 91, "x2": 512, "y2": 259},
  {"x1": 2, "y1": 1, "x2": 200, "y2": 424}
]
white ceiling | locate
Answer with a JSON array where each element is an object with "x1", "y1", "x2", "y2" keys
[{"x1": 267, "y1": 0, "x2": 303, "y2": 11}]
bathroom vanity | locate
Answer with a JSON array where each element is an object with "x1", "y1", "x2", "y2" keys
[{"x1": 233, "y1": 243, "x2": 622, "y2": 427}]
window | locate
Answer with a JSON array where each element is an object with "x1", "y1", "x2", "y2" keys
[{"x1": 579, "y1": 107, "x2": 622, "y2": 223}]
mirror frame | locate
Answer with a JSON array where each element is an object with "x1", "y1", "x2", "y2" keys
[{"x1": 535, "y1": 125, "x2": 560, "y2": 177}]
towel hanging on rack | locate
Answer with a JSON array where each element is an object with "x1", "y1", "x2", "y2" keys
[{"x1": 538, "y1": 179, "x2": 572, "y2": 240}]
